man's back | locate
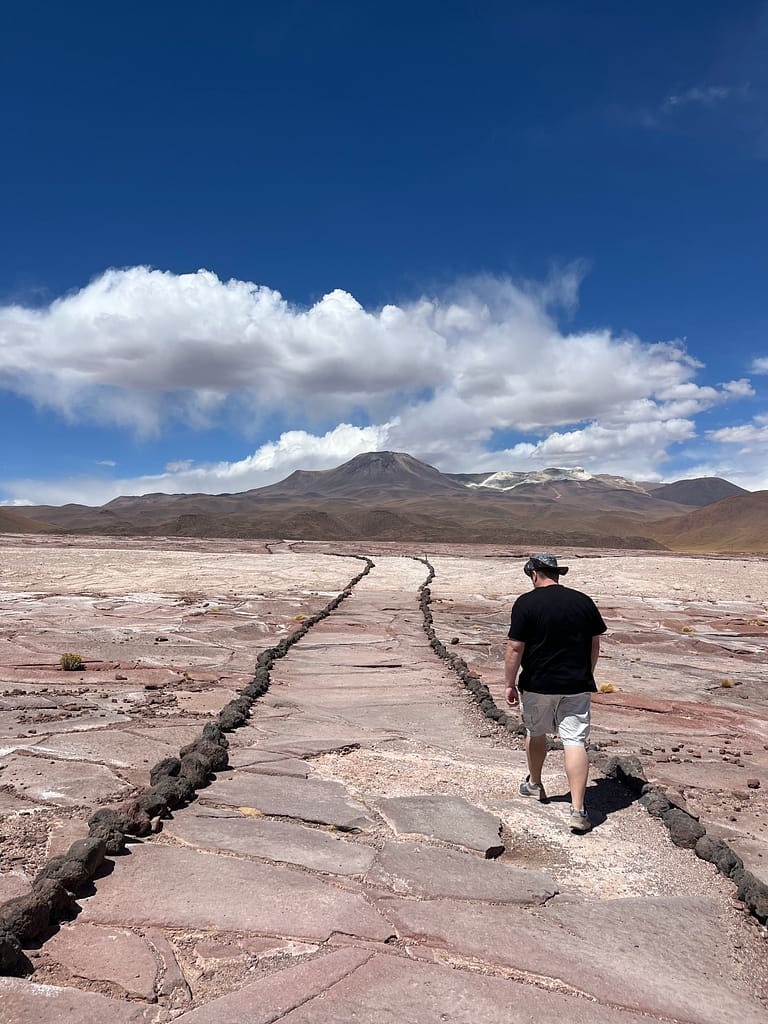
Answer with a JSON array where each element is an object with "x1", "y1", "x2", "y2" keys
[{"x1": 508, "y1": 585, "x2": 606, "y2": 694}]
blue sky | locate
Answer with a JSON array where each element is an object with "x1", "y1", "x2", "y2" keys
[{"x1": 1, "y1": 0, "x2": 767, "y2": 505}]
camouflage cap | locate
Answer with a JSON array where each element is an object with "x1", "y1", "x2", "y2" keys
[{"x1": 523, "y1": 553, "x2": 569, "y2": 577}]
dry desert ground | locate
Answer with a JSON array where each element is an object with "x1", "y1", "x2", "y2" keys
[{"x1": 0, "y1": 534, "x2": 766, "y2": 1023}]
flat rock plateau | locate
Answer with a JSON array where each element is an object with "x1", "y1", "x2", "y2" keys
[{"x1": 0, "y1": 533, "x2": 766, "y2": 1023}]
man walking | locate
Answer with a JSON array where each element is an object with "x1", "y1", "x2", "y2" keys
[{"x1": 504, "y1": 553, "x2": 606, "y2": 832}]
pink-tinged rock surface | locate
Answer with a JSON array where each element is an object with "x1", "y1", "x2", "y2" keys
[
  {"x1": 377, "y1": 894, "x2": 765, "y2": 1024},
  {"x1": 0, "y1": 977, "x2": 156, "y2": 1022},
  {"x1": 171, "y1": 948, "x2": 680, "y2": 1024},
  {"x1": 366, "y1": 839, "x2": 556, "y2": 902},
  {"x1": 33, "y1": 923, "x2": 159, "y2": 1000},
  {"x1": 165, "y1": 807, "x2": 376, "y2": 874},
  {"x1": 77, "y1": 843, "x2": 394, "y2": 941},
  {"x1": 1, "y1": 538, "x2": 767, "y2": 1022},
  {"x1": 198, "y1": 772, "x2": 376, "y2": 830},
  {"x1": 375, "y1": 794, "x2": 504, "y2": 856}
]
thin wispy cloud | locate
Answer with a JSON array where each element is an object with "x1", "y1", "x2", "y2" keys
[
  {"x1": 638, "y1": 82, "x2": 752, "y2": 130},
  {"x1": 662, "y1": 85, "x2": 744, "y2": 111}
]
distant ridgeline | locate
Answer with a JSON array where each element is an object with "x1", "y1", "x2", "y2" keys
[{"x1": 5, "y1": 452, "x2": 763, "y2": 553}]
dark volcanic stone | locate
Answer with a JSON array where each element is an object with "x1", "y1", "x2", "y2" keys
[
  {"x1": 0, "y1": 926, "x2": 22, "y2": 972},
  {"x1": 218, "y1": 698, "x2": 252, "y2": 730},
  {"x1": 602, "y1": 755, "x2": 647, "y2": 794},
  {"x1": 66, "y1": 837, "x2": 107, "y2": 876},
  {"x1": 135, "y1": 790, "x2": 169, "y2": 819},
  {"x1": 149, "y1": 774, "x2": 195, "y2": 809},
  {"x1": 180, "y1": 752, "x2": 210, "y2": 788},
  {"x1": 88, "y1": 822, "x2": 127, "y2": 855},
  {"x1": 694, "y1": 835, "x2": 743, "y2": 878},
  {"x1": 34, "y1": 855, "x2": 90, "y2": 891},
  {"x1": 639, "y1": 789, "x2": 671, "y2": 817},
  {"x1": 180, "y1": 737, "x2": 229, "y2": 771},
  {"x1": 202, "y1": 721, "x2": 229, "y2": 746},
  {"x1": 0, "y1": 891, "x2": 50, "y2": 941},
  {"x1": 116, "y1": 802, "x2": 152, "y2": 837},
  {"x1": 736, "y1": 869, "x2": 768, "y2": 922},
  {"x1": 87, "y1": 809, "x2": 131, "y2": 852},
  {"x1": 662, "y1": 807, "x2": 706, "y2": 849},
  {"x1": 32, "y1": 878, "x2": 76, "y2": 919},
  {"x1": 150, "y1": 756, "x2": 181, "y2": 785},
  {"x1": 88, "y1": 807, "x2": 132, "y2": 832}
]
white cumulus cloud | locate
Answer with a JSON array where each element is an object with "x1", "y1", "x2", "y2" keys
[{"x1": 0, "y1": 266, "x2": 760, "y2": 502}]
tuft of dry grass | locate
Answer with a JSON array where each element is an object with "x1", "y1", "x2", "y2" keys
[
  {"x1": 681, "y1": 626, "x2": 694, "y2": 633},
  {"x1": 59, "y1": 652, "x2": 85, "y2": 671},
  {"x1": 721, "y1": 678, "x2": 735, "y2": 688},
  {"x1": 599, "y1": 683, "x2": 618, "y2": 693}
]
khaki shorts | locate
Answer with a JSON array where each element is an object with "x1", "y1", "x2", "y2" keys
[{"x1": 520, "y1": 691, "x2": 591, "y2": 747}]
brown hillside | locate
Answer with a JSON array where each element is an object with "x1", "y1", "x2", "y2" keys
[
  {"x1": 651, "y1": 477, "x2": 748, "y2": 507},
  {"x1": 647, "y1": 491, "x2": 768, "y2": 553},
  {"x1": 0, "y1": 508, "x2": 62, "y2": 534}
]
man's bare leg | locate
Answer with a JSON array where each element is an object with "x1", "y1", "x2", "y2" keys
[
  {"x1": 564, "y1": 744, "x2": 589, "y2": 810},
  {"x1": 526, "y1": 733, "x2": 547, "y2": 785}
]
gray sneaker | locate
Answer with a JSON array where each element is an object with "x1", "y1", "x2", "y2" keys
[
  {"x1": 519, "y1": 775, "x2": 547, "y2": 801},
  {"x1": 569, "y1": 806, "x2": 592, "y2": 832}
]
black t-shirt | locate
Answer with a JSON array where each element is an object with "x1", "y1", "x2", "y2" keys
[{"x1": 507, "y1": 585, "x2": 607, "y2": 695}]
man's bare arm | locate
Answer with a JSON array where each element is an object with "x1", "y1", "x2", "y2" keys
[
  {"x1": 591, "y1": 635, "x2": 601, "y2": 673},
  {"x1": 505, "y1": 639, "x2": 525, "y2": 706}
]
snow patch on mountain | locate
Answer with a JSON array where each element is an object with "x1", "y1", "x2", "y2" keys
[{"x1": 467, "y1": 467, "x2": 593, "y2": 490}]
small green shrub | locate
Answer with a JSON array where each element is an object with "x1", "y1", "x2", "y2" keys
[{"x1": 60, "y1": 652, "x2": 85, "y2": 671}]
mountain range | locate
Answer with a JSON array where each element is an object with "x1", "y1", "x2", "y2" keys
[{"x1": 4, "y1": 451, "x2": 765, "y2": 553}]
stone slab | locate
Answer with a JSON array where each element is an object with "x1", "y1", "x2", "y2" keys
[
  {"x1": 1, "y1": 752, "x2": 130, "y2": 806},
  {"x1": 40, "y1": 923, "x2": 158, "y2": 1001},
  {"x1": 0, "y1": 872, "x2": 30, "y2": 901},
  {"x1": 129, "y1": 724, "x2": 205, "y2": 747},
  {"x1": 258, "y1": 738, "x2": 370, "y2": 756},
  {"x1": 78, "y1": 844, "x2": 393, "y2": 941},
  {"x1": 175, "y1": 947, "x2": 659, "y2": 1024},
  {"x1": 0, "y1": 695, "x2": 61, "y2": 710},
  {"x1": 376, "y1": 795, "x2": 504, "y2": 857},
  {"x1": 23, "y1": 729, "x2": 180, "y2": 770},
  {"x1": 327, "y1": 703, "x2": 466, "y2": 745},
  {"x1": 166, "y1": 809, "x2": 376, "y2": 875},
  {"x1": 199, "y1": 772, "x2": 375, "y2": 831},
  {"x1": 0, "y1": 978, "x2": 155, "y2": 1023},
  {"x1": 174, "y1": 946, "x2": 373, "y2": 1023},
  {"x1": 378, "y1": 895, "x2": 765, "y2": 1024},
  {"x1": 230, "y1": 754, "x2": 311, "y2": 777},
  {"x1": 46, "y1": 818, "x2": 89, "y2": 858},
  {"x1": 367, "y1": 841, "x2": 556, "y2": 903}
]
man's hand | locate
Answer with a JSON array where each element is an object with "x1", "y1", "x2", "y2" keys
[
  {"x1": 505, "y1": 683, "x2": 519, "y2": 707},
  {"x1": 504, "y1": 640, "x2": 524, "y2": 707}
]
